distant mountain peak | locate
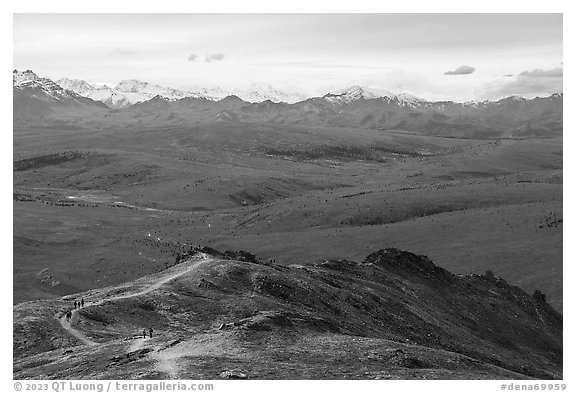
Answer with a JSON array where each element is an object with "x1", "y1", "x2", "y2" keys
[
  {"x1": 508, "y1": 95, "x2": 527, "y2": 101},
  {"x1": 13, "y1": 69, "x2": 80, "y2": 101},
  {"x1": 237, "y1": 84, "x2": 309, "y2": 104},
  {"x1": 220, "y1": 94, "x2": 245, "y2": 103},
  {"x1": 57, "y1": 78, "x2": 96, "y2": 95},
  {"x1": 326, "y1": 85, "x2": 388, "y2": 100},
  {"x1": 324, "y1": 85, "x2": 428, "y2": 107},
  {"x1": 55, "y1": 77, "x2": 202, "y2": 108},
  {"x1": 115, "y1": 79, "x2": 151, "y2": 93},
  {"x1": 55, "y1": 74, "x2": 309, "y2": 106},
  {"x1": 13, "y1": 69, "x2": 108, "y2": 127},
  {"x1": 13, "y1": 69, "x2": 42, "y2": 86}
]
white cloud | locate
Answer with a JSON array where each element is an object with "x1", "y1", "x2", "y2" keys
[
  {"x1": 205, "y1": 53, "x2": 225, "y2": 63},
  {"x1": 474, "y1": 67, "x2": 563, "y2": 100},
  {"x1": 109, "y1": 48, "x2": 138, "y2": 56},
  {"x1": 518, "y1": 67, "x2": 563, "y2": 78},
  {"x1": 444, "y1": 65, "x2": 476, "y2": 75}
]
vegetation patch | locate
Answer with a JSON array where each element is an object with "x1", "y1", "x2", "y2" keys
[
  {"x1": 14, "y1": 151, "x2": 88, "y2": 171},
  {"x1": 263, "y1": 144, "x2": 421, "y2": 163}
]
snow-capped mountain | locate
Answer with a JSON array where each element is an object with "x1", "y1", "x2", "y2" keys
[
  {"x1": 186, "y1": 86, "x2": 230, "y2": 101},
  {"x1": 15, "y1": 69, "x2": 562, "y2": 138},
  {"x1": 184, "y1": 84, "x2": 307, "y2": 104},
  {"x1": 13, "y1": 69, "x2": 43, "y2": 87},
  {"x1": 14, "y1": 70, "x2": 84, "y2": 101},
  {"x1": 56, "y1": 78, "x2": 95, "y2": 96},
  {"x1": 495, "y1": 95, "x2": 527, "y2": 104},
  {"x1": 114, "y1": 80, "x2": 203, "y2": 101},
  {"x1": 57, "y1": 79, "x2": 127, "y2": 108},
  {"x1": 13, "y1": 70, "x2": 107, "y2": 127},
  {"x1": 57, "y1": 77, "x2": 310, "y2": 107},
  {"x1": 57, "y1": 78, "x2": 206, "y2": 108},
  {"x1": 233, "y1": 84, "x2": 308, "y2": 104},
  {"x1": 323, "y1": 86, "x2": 429, "y2": 107}
]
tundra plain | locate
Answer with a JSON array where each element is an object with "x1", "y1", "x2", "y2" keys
[{"x1": 13, "y1": 123, "x2": 562, "y2": 311}]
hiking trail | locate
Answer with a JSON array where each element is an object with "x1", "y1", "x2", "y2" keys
[{"x1": 58, "y1": 253, "x2": 212, "y2": 346}]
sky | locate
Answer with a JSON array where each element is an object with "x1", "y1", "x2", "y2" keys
[{"x1": 13, "y1": 13, "x2": 563, "y2": 101}]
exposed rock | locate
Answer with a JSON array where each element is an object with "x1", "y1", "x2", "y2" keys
[
  {"x1": 533, "y1": 290, "x2": 547, "y2": 303},
  {"x1": 109, "y1": 348, "x2": 153, "y2": 365},
  {"x1": 219, "y1": 370, "x2": 248, "y2": 379},
  {"x1": 363, "y1": 248, "x2": 455, "y2": 282}
]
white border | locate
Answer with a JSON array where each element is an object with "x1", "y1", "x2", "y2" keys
[{"x1": 3, "y1": 2, "x2": 572, "y2": 392}]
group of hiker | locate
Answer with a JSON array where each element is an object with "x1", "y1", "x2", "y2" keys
[
  {"x1": 63, "y1": 297, "x2": 156, "y2": 341},
  {"x1": 65, "y1": 298, "x2": 86, "y2": 321}
]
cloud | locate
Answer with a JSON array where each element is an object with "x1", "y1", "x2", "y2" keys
[
  {"x1": 518, "y1": 67, "x2": 563, "y2": 78},
  {"x1": 187, "y1": 53, "x2": 225, "y2": 63},
  {"x1": 205, "y1": 53, "x2": 225, "y2": 63},
  {"x1": 444, "y1": 65, "x2": 476, "y2": 75},
  {"x1": 109, "y1": 48, "x2": 138, "y2": 56},
  {"x1": 475, "y1": 67, "x2": 563, "y2": 100}
]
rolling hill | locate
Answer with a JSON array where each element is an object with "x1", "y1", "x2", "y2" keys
[{"x1": 13, "y1": 248, "x2": 562, "y2": 379}]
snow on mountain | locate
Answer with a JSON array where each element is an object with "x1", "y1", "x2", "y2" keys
[
  {"x1": 184, "y1": 84, "x2": 308, "y2": 104},
  {"x1": 89, "y1": 88, "x2": 133, "y2": 108},
  {"x1": 323, "y1": 85, "x2": 429, "y2": 107},
  {"x1": 495, "y1": 95, "x2": 527, "y2": 104},
  {"x1": 234, "y1": 84, "x2": 308, "y2": 104},
  {"x1": 115, "y1": 80, "x2": 199, "y2": 101},
  {"x1": 326, "y1": 85, "x2": 393, "y2": 102},
  {"x1": 13, "y1": 70, "x2": 109, "y2": 127},
  {"x1": 55, "y1": 78, "x2": 207, "y2": 108},
  {"x1": 56, "y1": 79, "x2": 128, "y2": 108},
  {"x1": 57, "y1": 76, "x2": 309, "y2": 107},
  {"x1": 187, "y1": 86, "x2": 230, "y2": 101},
  {"x1": 56, "y1": 78, "x2": 96, "y2": 95},
  {"x1": 45, "y1": 73, "x2": 564, "y2": 111},
  {"x1": 13, "y1": 69, "x2": 42, "y2": 86},
  {"x1": 14, "y1": 70, "x2": 85, "y2": 101}
]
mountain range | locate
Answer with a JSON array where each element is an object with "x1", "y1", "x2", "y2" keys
[
  {"x1": 14, "y1": 69, "x2": 563, "y2": 139},
  {"x1": 56, "y1": 77, "x2": 309, "y2": 108}
]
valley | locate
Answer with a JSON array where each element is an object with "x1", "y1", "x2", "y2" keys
[{"x1": 13, "y1": 123, "x2": 563, "y2": 312}]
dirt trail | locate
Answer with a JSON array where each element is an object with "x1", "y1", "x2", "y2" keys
[
  {"x1": 128, "y1": 338, "x2": 146, "y2": 352},
  {"x1": 151, "y1": 346, "x2": 180, "y2": 379},
  {"x1": 58, "y1": 312, "x2": 96, "y2": 345},
  {"x1": 58, "y1": 253, "x2": 213, "y2": 346},
  {"x1": 149, "y1": 334, "x2": 249, "y2": 378}
]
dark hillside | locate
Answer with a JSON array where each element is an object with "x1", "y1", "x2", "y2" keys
[{"x1": 14, "y1": 248, "x2": 562, "y2": 379}]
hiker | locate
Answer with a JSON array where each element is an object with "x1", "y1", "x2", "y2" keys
[
  {"x1": 81, "y1": 298, "x2": 84, "y2": 307},
  {"x1": 143, "y1": 329, "x2": 147, "y2": 338},
  {"x1": 66, "y1": 310, "x2": 72, "y2": 320},
  {"x1": 74, "y1": 301, "x2": 77, "y2": 309},
  {"x1": 149, "y1": 328, "x2": 153, "y2": 338}
]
